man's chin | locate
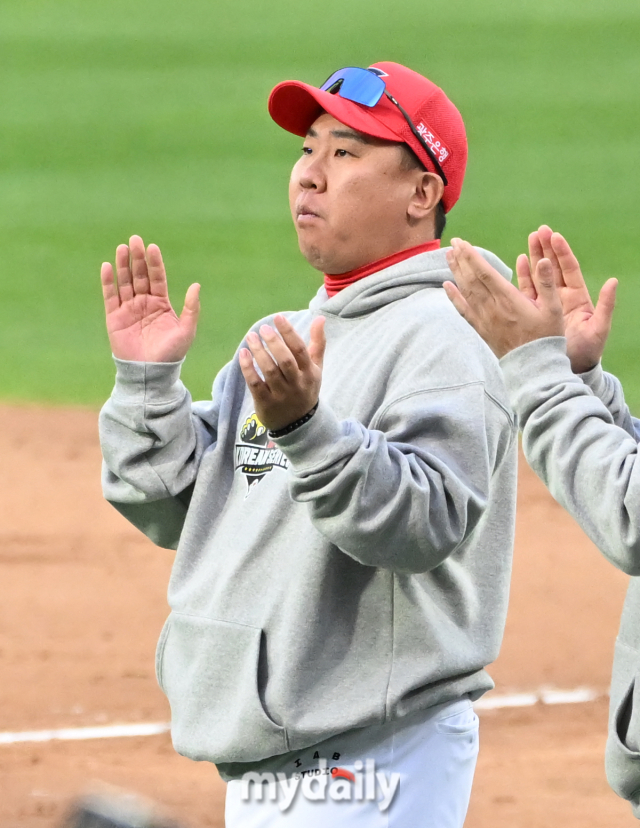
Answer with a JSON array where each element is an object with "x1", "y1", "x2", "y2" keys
[
  {"x1": 299, "y1": 242, "x2": 331, "y2": 273},
  {"x1": 298, "y1": 239, "x2": 359, "y2": 275}
]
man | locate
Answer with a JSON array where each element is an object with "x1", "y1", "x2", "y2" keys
[
  {"x1": 444, "y1": 227, "x2": 640, "y2": 819},
  {"x1": 99, "y1": 63, "x2": 517, "y2": 827}
]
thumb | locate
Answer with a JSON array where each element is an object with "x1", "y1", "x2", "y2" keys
[
  {"x1": 180, "y1": 283, "x2": 201, "y2": 334},
  {"x1": 308, "y1": 316, "x2": 326, "y2": 369},
  {"x1": 592, "y1": 277, "x2": 617, "y2": 339}
]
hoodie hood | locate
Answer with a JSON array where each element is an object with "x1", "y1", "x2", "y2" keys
[{"x1": 309, "y1": 246, "x2": 512, "y2": 319}]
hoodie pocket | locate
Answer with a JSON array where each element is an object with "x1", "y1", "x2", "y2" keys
[
  {"x1": 605, "y1": 642, "x2": 640, "y2": 809},
  {"x1": 157, "y1": 612, "x2": 288, "y2": 764}
]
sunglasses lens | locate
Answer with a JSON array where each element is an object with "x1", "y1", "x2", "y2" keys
[
  {"x1": 320, "y1": 67, "x2": 385, "y2": 107},
  {"x1": 320, "y1": 69, "x2": 348, "y2": 93}
]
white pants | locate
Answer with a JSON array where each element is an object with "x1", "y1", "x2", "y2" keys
[{"x1": 225, "y1": 698, "x2": 479, "y2": 827}]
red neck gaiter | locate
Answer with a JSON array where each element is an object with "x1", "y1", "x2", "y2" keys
[{"x1": 324, "y1": 240, "x2": 441, "y2": 298}]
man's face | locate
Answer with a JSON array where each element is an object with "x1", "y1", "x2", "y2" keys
[{"x1": 289, "y1": 112, "x2": 425, "y2": 274}]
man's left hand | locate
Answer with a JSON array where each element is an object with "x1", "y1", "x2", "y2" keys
[
  {"x1": 443, "y1": 238, "x2": 564, "y2": 358},
  {"x1": 239, "y1": 314, "x2": 326, "y2": 432},
  {"x1": 518, "y1": 226, "x2": 617, "y2": 373}
]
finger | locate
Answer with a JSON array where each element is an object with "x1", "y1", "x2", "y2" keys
[
  {"x1": 129, "y1": 235, "x2": 150, "y2": 295},
  {"x1": 245, "y1": 331, "x2": 283, "y2": 390},
  {"x1": 101, "y1": 262, "x2": 121, "y2": 315},
  {"x1": 531, "y1": 258, "x2": 563, "y2": 320},
  {"x1": 258, "y1": 324, "x2": 299, "y2": 381},
  {"x1": 537, "y1": 224, "x2": 553, "y2": 249},
  {"x1": 445, "y1": 247, "x2": 464, "y2": 284},
  {"x1": 273, "y1": 314, "x2": 312, "y2": 371},
  {"x1": 549, "y1": 232, "x2": 589, "y2": 294},
  {"x1": 450, "y1": 238, "x2": 508, "y2": 300},
  {"x1": 447, "y1": 240, "x2": 493, "y2": 301},
  {"x1": 516, "y1": 254, "x2": 537, "y2": 300},
  {"x1": 308, "y1": 316, "x2": 326, "y2": 369},
  {"x1": 591, "y1": 278, "x2": 618, "y2": 340},
  {"x1": 179, "y1": 283, "x2": 201, "y2": 340},
  {"x1": 115, "y1": 243, "x2": 134, "y2": 302},
  {"x1": 443, "y1": 280, "x2": 476, "y2": 324},
  {"x1": 537, "y1": 225, "x2": 565, "y2": 287},
  {"x1": 239, "y1": 348, "x2": 269, "y2": 401},
  {"x1": 146, "y1": 243, "x2": 169, "y2": 298},
  {"x1": 528, "y1": 231, "x2": 543, "y2": 275}
]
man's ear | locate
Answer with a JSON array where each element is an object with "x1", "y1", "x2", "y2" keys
[{"x1": 407, "y1": 172, "x2": 445, "y2": 224}]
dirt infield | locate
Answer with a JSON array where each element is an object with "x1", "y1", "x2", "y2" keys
[{"x1": 0, "y1": 403, "x2": 636, "y2": 827}]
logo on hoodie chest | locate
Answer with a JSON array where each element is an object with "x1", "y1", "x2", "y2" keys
[{"x1": 235, "y1": 413, "x2": 289, "y2": 491}]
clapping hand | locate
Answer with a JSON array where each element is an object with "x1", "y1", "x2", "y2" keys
[
  {"x1": 443, "y1": 239, "x2": 564, "y2": 358},
  {"x1": 101, "y1": 235, "x2": 200, "y2": 363},
  {"x1": 239, "y1": 314, "x2": 326, "y2": 432},
  {"x1": 516, "y1": 226, "x2": 617, "y2": 373},
  {"x1": 443, "y1": 228, "x2": 617, "y2": 370}
]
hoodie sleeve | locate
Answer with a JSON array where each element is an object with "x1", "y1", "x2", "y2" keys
[
  {"x1": 272, "y1": 383, "x2": 515, "y2": 573},
  {"x1": 501, "y1": 336, "x2": 640, "y2": 575},
  {"x1": 99, "y1": 358, "x2": 229, "y2": 550},
  {"x1": 579, "y1": 363, "x2": 640, "y2": 441}
]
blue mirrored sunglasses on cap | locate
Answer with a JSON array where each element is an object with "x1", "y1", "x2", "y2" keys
[{"x1": 320, "y1": 66, "x2": 448, "y2": 185}]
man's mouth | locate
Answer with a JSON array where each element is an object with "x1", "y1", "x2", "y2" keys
[{"x1": 296, "y1": 205, "x2": 321, "y2": 222}]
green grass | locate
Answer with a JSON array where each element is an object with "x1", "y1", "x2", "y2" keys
[{"x1": 1, "y1": 0, "x2": 640, "y2": 407}]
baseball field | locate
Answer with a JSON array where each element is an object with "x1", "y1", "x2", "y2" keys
[{"x1": 2, "y1": 0, "x2": 640, "y2": 824}]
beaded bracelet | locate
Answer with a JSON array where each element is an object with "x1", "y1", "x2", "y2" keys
[{"x1": 268, "y1": 402, "x2": 319, "y2": 439}]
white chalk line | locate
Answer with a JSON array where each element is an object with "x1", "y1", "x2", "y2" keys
[
  {"x1": 0, "y1": 722, "x2": 170, "y2": 745},
  {"x1": 474, "y1": 686, "x2": 601, "y2": 710},
  {"x1": 0, "y1": 688, "x2": 605, "y2": 745}
]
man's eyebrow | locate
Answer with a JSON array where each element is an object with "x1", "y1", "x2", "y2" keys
[
  {"x1": 304, "y1": 126, "x2": 371, "y2": 145},
  {"x1": 330, "y1": 129, "x2": 371, "y2": 144}
]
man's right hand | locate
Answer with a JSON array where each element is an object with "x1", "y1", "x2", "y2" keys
[
  {"x1": 443, "y1": 241, "x2": 564, "y2": 358},
  {"x1": 101, "y1": 235, "x2": 200, "y2": 363}
]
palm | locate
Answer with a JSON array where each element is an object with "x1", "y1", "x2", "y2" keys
[
  {"x1": 557, "y1": 284, "x2": 601, "y2": 364},
  {"x1": 106, "y1": 292, "x2": 190, "y2": 363},
  {"x1": 520, "y1": 227, "x2": 617, "y2": 373},
  {"x1": 101, "y1": 236, "x2": 200, "y2": 363}
]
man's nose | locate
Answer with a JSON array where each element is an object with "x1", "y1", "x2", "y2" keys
[{"x1": 299, "y1": 157, "x2": 326, "y2": 191}]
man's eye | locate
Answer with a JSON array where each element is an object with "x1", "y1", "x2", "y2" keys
[
  {"x1": 302, "y1": 146, "x2": 312, "y2": 155},
  {"x1": 335, "y1": 149, "x2": 349, "y2": 157}
]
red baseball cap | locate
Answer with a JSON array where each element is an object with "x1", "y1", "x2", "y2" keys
[{"x1": 268, "y1": 62, "x2": 468, "y2": 213}]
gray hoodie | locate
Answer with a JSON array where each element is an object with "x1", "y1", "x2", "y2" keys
[
  {"x1": 99, "y1": 248, "x2": 518, "y2": 780},
  {"x1": 500, "y1": 336, "x2": 640, "y2": 818}
]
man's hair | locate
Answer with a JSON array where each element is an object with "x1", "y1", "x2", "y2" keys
[{"x1": 398, "y1": 144, "x2": 447, "y2": 240}]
